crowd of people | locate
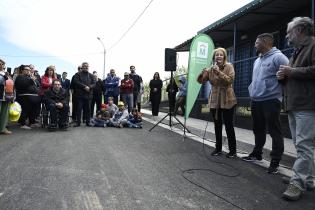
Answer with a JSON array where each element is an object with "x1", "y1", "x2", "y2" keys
[
  {"x1": 197, "y1": 16, "x2": 315, "y2": 201},
  {"x1": 1, "y1": 16, "x2": 314, "y2": 202},
  {"x1": 0, "y1": 63, "x2": 145, "y2": 133}
]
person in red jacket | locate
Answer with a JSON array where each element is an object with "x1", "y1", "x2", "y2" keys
[
  {"x1": 40, "y1": 66, "x2": 57, "y2": 96},
  {"x1": 120, "y1": 72, "x2": 134, "y2": 113}
]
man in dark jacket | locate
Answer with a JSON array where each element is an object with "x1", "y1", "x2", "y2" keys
[
  {"x1": 44, "y1": 80, "x2": 69, "y2": 130},
  {"x1": 91, "y1": 71, "x2": 104, "y2": 117},
  {"x1": 129, "y1": 65, "x2": 142, "y2": 111},
  {"x1": 277, "y1": 17, "x2": 315, "y2": 201},
  {"x1": 70, "y1": 66, "x2": 82, "y2": 123},
  {"x1": 61, "y1": 72, "x2": 71, "y2": 99},
  {"x1": 71, "y1": 62, "x2": 95, "y2": 127}
]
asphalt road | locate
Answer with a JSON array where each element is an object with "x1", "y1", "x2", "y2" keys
[{"x1": 0, "y1": 122, "x2": 314, "y2": 210}]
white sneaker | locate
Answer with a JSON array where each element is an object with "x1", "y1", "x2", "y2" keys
[
  {"x1": 21, "y1": 125, "x2": 31, "y2": 130},
  {"x1": 30, "y1": 123, "x2": 41, "y2": 128}
]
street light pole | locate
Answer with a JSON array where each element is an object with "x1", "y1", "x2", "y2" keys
[{"x1": 97, "y1": 37, "x2": 106, "y2": 79}]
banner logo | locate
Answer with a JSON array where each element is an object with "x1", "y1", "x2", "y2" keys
[{"x1": 197, "y1": 42, "x2": 208, "y2": 59}]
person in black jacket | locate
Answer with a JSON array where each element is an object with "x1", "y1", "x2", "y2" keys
[
  {"x1": 14, "y1": 65, "x2": 41, "y2": 129},
  {"x1": 44, "y1": 80, "x2": 69, "y2": 130},
  {"x1": 91, "y1": 71, "x2": 104, "y2": 117},
  {"x1": 129, "y1": 65, "x2": 142, "y2": 111},
  {"x1": 70, "y1": 66, "x2": 82, "y2": 123},
  {"x1": 166, "y1": 78, "x2": 178, "y2": 114},
  {"x1": 149, "y1": 72, "x2": 163, "y2": 117},
  {"x1": 61, "y1": 72, "x2": 71, "y2": 102},
  {"x1": 71, "y1": 62, "x2": 95, "y2": 127}
]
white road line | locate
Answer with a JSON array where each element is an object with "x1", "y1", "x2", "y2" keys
[{"x1": 143, "y1": 117, "x2": 293, "y2": 177}]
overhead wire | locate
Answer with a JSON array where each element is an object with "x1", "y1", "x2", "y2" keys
[{"x1": 107, "y1": 0, "x2": 155, "y2": 51}]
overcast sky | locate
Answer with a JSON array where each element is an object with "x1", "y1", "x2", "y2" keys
[{"x1": 0, "y1": 0, "x2": 252, "y2": 83}]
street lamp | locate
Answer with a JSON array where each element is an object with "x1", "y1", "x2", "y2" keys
[{"x1": 97, "y1": 37, "x2": 106, "y2": 79}]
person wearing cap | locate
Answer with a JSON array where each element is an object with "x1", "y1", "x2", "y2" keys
[
  {"x1": 109, "y1": 101, "x2": 129, "y2": 128},
  {"x1": 120, "y1": 72, "x2": 134, "y2": 113},
  {"x1": 0, "y1": 58, "x2": 12, "y2": 135}
]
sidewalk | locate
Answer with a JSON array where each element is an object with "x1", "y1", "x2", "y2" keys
[{"x1": 141, "y1": 109, "x2": 296, "y2": 177}]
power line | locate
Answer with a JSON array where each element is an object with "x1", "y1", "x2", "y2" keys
[
  {"x1": 0, "y1": 51, "x2": 103, "y2": 58},
  {"x1": 108, "y1": 0, "x2": 155, "y2": 51}
]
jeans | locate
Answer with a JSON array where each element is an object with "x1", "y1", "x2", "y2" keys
[
  {"x1": 121, "y1": 93, "x2": 133, "y2": 113},
  {"x1": 288, "y1": 110, "x2": 315, "y2": 191},
  {"x1": 251, "y1": 99, "x2": 284, "y2": 165}
]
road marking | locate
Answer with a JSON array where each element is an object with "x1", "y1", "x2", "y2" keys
[
  {"x1": 76, "y1": 191, "x2": 104, "y2": 210},
  {"x1": 0, "y1": 192, "x2": 3, "y2": 197}
]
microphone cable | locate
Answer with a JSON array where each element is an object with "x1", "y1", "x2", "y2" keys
[{"x1": 181, "y1": 120, "x2": 246, "y2": 210}]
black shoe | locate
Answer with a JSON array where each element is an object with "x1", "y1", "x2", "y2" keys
[
  {"x1": 48, "y1": 124, "x2": 57, "y2": 131},
  {"x1": 73, "y1": 123, "x2": 80, "y2": 127},
  {"x1": 267, "y1": 165, "x2": 279, "y2": 174},
  {"x1": 226, "y1": 152, "x2": 237, "y2": 158},
  {"x1": 242, "y1": 154, "x2": 262, "y2": 162},
  {"x1": 59, "y1": 124, "x2": 69, "y2": 130},
  {"x1": 211, "y1": 149, "x2": 222, "y2": 156},
  {"x1": 86, "y1": 123, "x2": 93, "y2": 127}
]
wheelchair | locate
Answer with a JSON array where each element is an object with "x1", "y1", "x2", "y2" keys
[{"x1": 40, "y1": 102, "x2": 70, "y2": 131}]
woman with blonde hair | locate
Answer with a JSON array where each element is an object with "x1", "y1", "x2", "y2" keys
[{"x1": 198, "y1": 47, "x2": 237, "y2": 158}]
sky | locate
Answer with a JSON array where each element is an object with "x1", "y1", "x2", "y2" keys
[{"x1": 0, "y1": 0, "x2": 252, "y2": 84}]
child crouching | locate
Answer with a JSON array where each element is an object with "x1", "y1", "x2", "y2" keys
[
  {"x1": 108, "y1": 101, "x2": 129, "y2": 128},
  {"x1": 90, "y1": 110, "x2": 110, "y2": 127},
  {"x1": 127, "y1": 108, "x2": 142, "y2": 128}
]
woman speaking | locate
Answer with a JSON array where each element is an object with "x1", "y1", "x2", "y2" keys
[{"x1": 198, "y1": 47, "x2": 237, "y2": 158}]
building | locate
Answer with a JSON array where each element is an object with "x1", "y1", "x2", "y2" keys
[{"x1": 174, "y1": 0, "x2": 314, "y2": 137}]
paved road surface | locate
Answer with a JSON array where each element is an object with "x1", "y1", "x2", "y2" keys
[{"x1": 0, "y1": 122, "x2": 314, "y2": 210}]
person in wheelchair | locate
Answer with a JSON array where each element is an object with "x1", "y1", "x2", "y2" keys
[{"x1": 44, "y1": 80, "x2": 69, "y2": 130}]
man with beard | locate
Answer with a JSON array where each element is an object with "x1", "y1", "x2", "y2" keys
[
  {"x1": 277, "y1": 17, "x2": 315, "y2": 201},
  {"x1": 44, "y1": 80, "x2": 69, "y2": 130},
  {"x1": 242, "y1": 33, "x2": 289, "y2": 174}
]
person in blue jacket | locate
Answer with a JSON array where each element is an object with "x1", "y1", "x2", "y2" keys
[
  {"x1": 174, "y1": 75, "x2": 187, "y2": 116},
  {"x1": 104, "y1": 69, "x2": 120, "y2": 105},
  {"x1": 242, "y1": 33, "x2": 289, "y2": 174}
]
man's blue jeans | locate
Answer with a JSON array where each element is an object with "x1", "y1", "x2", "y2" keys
[
  {"x1": 288, "y1": 110, "x2": 315, "y2": 191},
  {"x1": 121, "y1": 93, "x2": 133, "y2": 113}
]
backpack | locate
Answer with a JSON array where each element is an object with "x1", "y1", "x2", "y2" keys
[{"x1": 5, "y1": 78, "x2": 14, "y2": 102}]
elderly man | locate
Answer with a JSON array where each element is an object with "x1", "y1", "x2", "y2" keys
[
  {"x1": 277, "y1": 17, "x2": 315, "y2": 201},
  {"x1": 44, "y1": 80, "x2": 69, "y2": 130}
]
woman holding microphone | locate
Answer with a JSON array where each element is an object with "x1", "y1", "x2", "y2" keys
[{"x1": 197, "y1": 47, "x2": 237, "y2": 158}]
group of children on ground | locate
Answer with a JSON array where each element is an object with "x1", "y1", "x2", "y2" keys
[{"x1": 90, "y1": 98, "x2": 142, "y2": 128}]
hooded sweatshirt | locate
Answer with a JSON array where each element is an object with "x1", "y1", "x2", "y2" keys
[
  {"x1": 177, "y1": 76, "x2": 187, "y2": 97},
  {"x1": 248, "y1": 47, "x2": 289, "y2": 101}
]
